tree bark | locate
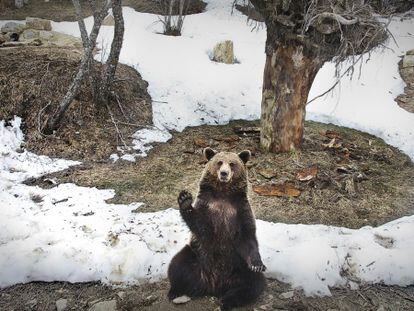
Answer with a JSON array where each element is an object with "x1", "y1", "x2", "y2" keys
[
  {"x1": 43, "y1": 2, "x2": 109, "y2": 134},
  {"x1": 98, "y1": 0, "x2": 124, "y2": 105},
  {"x1": 260, "y1": 45, "x2": 322, "y2": 153}
]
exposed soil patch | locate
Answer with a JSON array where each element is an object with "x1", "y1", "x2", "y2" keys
[
  {"x1": 1, "y1": 279, "x2": 413, "y2": 310},
  {"x1": 30, "y1": 119, "x2": 414, "y2": 229},
  {"x1": 0, "y1": 46, "x2": 152, "y2": 161},
  {"x1": 0, "y1": 0, "x2": 207, "y2": 22}
]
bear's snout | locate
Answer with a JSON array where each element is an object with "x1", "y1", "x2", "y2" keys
[{"x1": 218, "y1": 163, "x2": 233, "y2": 183}]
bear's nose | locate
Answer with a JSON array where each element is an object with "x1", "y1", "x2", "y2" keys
[{"x1": 220, "y1": 171, "x2": 228, "y2": 177}]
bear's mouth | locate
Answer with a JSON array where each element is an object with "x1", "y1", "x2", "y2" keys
[{"x1": 219, "y1": 176, "x2": 231, "y2": 183}]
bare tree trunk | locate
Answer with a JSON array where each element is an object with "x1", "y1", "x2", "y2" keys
[
  {"x1": 14, "y1": 0, "x2": 24, "y2": 8},
  {"x1": 166, "y1": 0, "x2": 175, "y2": 29},
  {"x1": 98, "y1": 0, "x2": 125, "y2": 105},
  {"x1": 43, "y1": 2, "x2": 109, "y2": 134},
  {"x1": 260, "y1": 45, "x2": 322, "y2": 152},
  {"x1": 177, "y1": 0, "x2": 185, "y2": 32}
]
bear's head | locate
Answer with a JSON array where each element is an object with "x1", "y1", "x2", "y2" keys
[{"x1": 200, "y1": 147, "x2": 250, "y2": 190}]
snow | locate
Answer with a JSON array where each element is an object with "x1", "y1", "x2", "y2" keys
[
  {"x1": 1, "y1": 118, "x2": 414, "y2": 295},
  {"x1": 0, "y1": 0, "x2": 413, "y2": 297},
  {"x1": 45, "y1": 0, "x2": 414, "y2": 160}
]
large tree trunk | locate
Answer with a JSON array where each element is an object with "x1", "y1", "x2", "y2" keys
[{"x1": 260, "y1": 45, "x2": 322, "y2": 153}]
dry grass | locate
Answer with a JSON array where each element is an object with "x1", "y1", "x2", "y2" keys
[
  {"x1": 30, "y1": 119, "x2": 414, "y2": 229},
  {"x1": 0, "y1": 46, "x2": 152, "y2": 161}
]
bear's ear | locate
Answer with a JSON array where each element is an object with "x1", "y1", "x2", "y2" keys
[
  {"x1": 204, "y1": 147, "x2": 217, "y2": 161},
  {"x1": 238, "y1": 150, "x2": 251, "y2": 164}
]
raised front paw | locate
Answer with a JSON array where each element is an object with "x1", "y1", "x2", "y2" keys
[
  {"x1": 249, "y1": 258, "x2": 267, "y2": 273},
  {"x1": 178, "y1": 190, "x2": 193, "y2": 210}
]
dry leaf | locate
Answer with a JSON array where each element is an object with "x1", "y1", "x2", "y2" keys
[
  {"x1": 322, "y1": 138, "x2": 342, "y2": 149},
  {"x1": 193, "y1": 137, "x2": 209, "y2": 148},
  {"x1": 257, "y1": 168, "x2": 277, "y2": 179},
  {"x1": 296, "y1": 166, "x2": 318, "y2": 181},
  {"x1": 323, "y1": 130, "x2": 341, "y2": 139},
  {"x1": 253, "y1": 182, "x2": 301, "y2": 197},
  {"x1": 214, "y1": 135, "x2": 240, "y2": 143}
]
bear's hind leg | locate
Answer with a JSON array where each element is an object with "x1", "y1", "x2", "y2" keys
[
  {"x1": 168, "y1": 245, "x2": 207, "y2": 300},
  {"x1": 220, "y1": 270, "x2": 266, "y2": 310}
]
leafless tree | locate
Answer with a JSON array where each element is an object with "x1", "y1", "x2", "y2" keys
[
  {"x1": 43, "y1": 0, "x2": 125, "y2": 134},
  {"x1": 237, "y1": 0, "x2": 388, "y2": 153},
  {"x1": 158, "y1": 0, "x2": 188, "y2": 36}
]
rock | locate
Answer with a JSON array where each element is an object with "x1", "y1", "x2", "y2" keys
[
  {"x1": 172, "y1": 295, "x2": 191, "y2": 304},
  {"x1": 26, "y1": 299, "x2": 38, "y2": 308},
  {"x1": 26, "y1": 17, "x2": 52, "y2": 31},
  {"x1": 406, "y1": 49, "x2": 414, "y2": 55},
  {"x1": 20, "y1": 29, "x2": 82, "y2": 48},
  {"x1": 103, "y1": 14, "x2": 115, "y2": 26},
  {"x1": 279, "y1": 291, "x2": 294, "y2": 299},
  {"x1": 0, "y1": 34, "x2": 8, "y2": 45},
  {"x1": 56, "y1": 298, "x2": 68, "y2": 311},
  {"x1": 212, "y1": 40, "x2": 235, "y2": 64},
  {"x1": 88, "y1": 300, "x2": 117, "y2": 311},
  {"x1": 402, "y1": 54, "x2": 414, "y2": 69},
  {"x1": 1, "y1": 21, "x2": 27, "y2": 34},
  {"x1": 116, "y1": 291, "x2": 126, "y2": 300}
]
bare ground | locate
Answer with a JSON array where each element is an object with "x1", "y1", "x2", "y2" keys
[
  {"x1": 1, "y1": 279, "x2": 413, "y2": 310},
  {"x1": 30, "y1": 119, "x2": 414, "y2": 229}
]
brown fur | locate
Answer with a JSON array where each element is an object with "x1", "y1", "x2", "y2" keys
[{"x1": 168, "y1": 148, "x2": 266, "y2": 310}]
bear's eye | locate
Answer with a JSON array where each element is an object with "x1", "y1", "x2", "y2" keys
[
  {"x1": 229, "y1": 162, "x2": 235, "y2": 168},
  {"x1": 217, "y1": 161, "x2": 223, "y2": 166}
]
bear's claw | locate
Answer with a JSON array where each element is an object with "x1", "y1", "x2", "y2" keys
[
  {"x1": 250, "y1": 264, "x2": 266, "y2": 273},
  {"x1": 178, "y1": 190, "x2": 193, "y2": 210},
  {"x1": 250, "y1": 257, "x2": 266, "y2": 273}
]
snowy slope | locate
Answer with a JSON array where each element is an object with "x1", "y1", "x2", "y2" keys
[
  {"x1": 0, "y1": 2, "x2": 412, "y2": 158},
  {"x1": 1, "y1": 118, "x2": 414, "y2": 295},
  {"x1": 46, "y1": 0, "x2": 414, "y2": 160}
]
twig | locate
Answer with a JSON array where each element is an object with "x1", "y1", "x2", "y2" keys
[
  {"x1": 37, "y1": 101, "x2": 52, "y2": 137},
  {"x1": 112, "y1": 91, "x2": 130, "y2": 121},
  {"x1": 106, "y1": 102, "x2": 129, "y2": 149},
  {"x1": 307, "y1": 51, "x2": 366, "y2": 105}
]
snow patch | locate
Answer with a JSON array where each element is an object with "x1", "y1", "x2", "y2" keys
[{"x1": 1, "y1": 118, "x2": 413, "y2": 295}]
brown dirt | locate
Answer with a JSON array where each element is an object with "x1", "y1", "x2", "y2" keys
[
  {"x1": 30, "y1": 119, "x2": 414, "y2": 229},
  {"x1": 0, "y1": 46, "x2": 152, "y2": 161},
  {"x1": 0, "y1": 0, "x2": 207, "y2": 22},
  {"x1": 1, "y1": 279, "x2": 413, "y2": 310}
]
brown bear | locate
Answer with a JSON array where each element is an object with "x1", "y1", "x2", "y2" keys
[{"x1": 168, "y1": 147, "x2": 266, "y2": 310}]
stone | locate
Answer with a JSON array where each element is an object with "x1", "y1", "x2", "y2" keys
[
  {"x1": 212, "y1": 40, "x2": 235, "y2": 64},
  {"x1": 20, "y1": 29, "x2": 82, "y2": 48},
  {"x1": 56, "y1": 298, "x2": 68, "y2": 311},
  {"x1": 0, "y1": 34, "x2": 8, "y2": 45},
  {"x1": 1, "y1": 21, "x2": 27, "y2": 34},
  {"x1": 103, "y1": 14, "x2": 115, "y2": 26},
  {"x1": 88, "y1": 300, "x2": 117, "y2": 311},
  {"x1": 26, "y1": 299, "x2": 38, "y2": 308},
  {"x1": 26, "y1": 17, "x2": 52, "y2": 31},
  {"x1": 278, "y1": 291, "x2": 294, "y2": 299},
  {"x1": 406, "y1": 49, "x2": 414, "y2": 55},
  {"x1": 116, "y1": 291, "x2": 126, "y2": 300},
  {"x1": 402, "y1": 54, "x2": 414, "y2": 69},
  {"x1": 172, "y1": 295, "x2": 191, "y2": 304}
]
